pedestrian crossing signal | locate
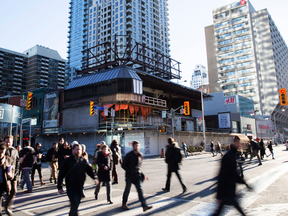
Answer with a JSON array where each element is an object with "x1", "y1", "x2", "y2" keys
[
  {"x1": 279, "y1": 88, "x2": 288, "y2": 106},
  {"x1": 184, "y1": 101, "x2": 190, "y2": 115},
  {"x1": 90, "y1": 101, "x2": 95, "y2": 116},
  {"x1": 25, "y1": 92, "x2": 33, "y2": 110}
]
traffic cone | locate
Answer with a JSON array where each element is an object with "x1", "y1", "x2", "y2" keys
[{"x1": 161, "y1": 149, "x2": 165, "y2": 158}]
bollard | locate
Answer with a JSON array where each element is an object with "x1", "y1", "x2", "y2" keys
[{"x1": 161, "y1": 148, "x2": 165, "y2": 158}]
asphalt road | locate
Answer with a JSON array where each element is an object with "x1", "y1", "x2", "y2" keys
[{"x1": 10, "y1": 144, "x2": 288, "y2": 216}]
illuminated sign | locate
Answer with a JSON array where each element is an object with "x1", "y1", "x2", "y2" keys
[{"x1": 240, "y1": 0, "x2": 246, "y2": 5}]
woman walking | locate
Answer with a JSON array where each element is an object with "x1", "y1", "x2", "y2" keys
[
  {"x1": 110, "y1": 140, "x2": 122, "y2": 184},
  {"x1": 94, "y1": 144, "x2": 113, "y2": 204},
  {"x1": 31, "y1": 143, "x2": 46, "y2": 186}
]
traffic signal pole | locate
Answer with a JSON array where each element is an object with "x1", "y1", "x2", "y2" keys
[{"x1": 201, "y1": 88, "x2": 206, "y2": 151}]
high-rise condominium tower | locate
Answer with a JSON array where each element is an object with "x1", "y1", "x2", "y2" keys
[
  {"x1": 205, "y1": 0, "x2": 288, "y2": 117},
  {"x1": 190, "y1": 64, "x2": 208, "y2": 89},
  {"x1": 67, "y1": 0, "x2": 171, "y2": 85}
]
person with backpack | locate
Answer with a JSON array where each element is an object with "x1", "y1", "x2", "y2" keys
[
  {"x1": 110, "y1": 139, "x2": 122, "y2": 185},
  {"x1": 162, "y1": 140, "x2": 187, "y2": 193}
]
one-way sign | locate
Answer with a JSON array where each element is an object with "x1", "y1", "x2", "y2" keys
[{"x1": 94, "y1": 106, "x2": 104, "y2": 110}]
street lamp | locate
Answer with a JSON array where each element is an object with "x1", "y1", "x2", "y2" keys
[{"x1": 200, "y1": 86, "x2": 206, "y2": 151}]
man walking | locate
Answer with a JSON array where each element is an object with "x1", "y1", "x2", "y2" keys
[
  {"x1": 182, "y1": 142, "x2": 187, "y2": 158},
  {"x1": 4, "y1": 135, "x2": 19, "y2": 215},
  {"x1": 162, "y1": 141, "x2": 187, "y2": 193},
  {"x1": 20, "y1": 140, "x2": 36, "y2": 193},
  {"x1": 47, "y1": 142, "x2": 58, "y2": 183},
  {"x1": 58, "y1": 144, "x2": 97, "y2": 216},
  {"x1": 122, "y1": 141, "x2": 152, "y2": 212},
  {"x1": 249, "y1": 138, "x2": 262, "y2": 166},
  {"x1": 213, "y1": 136, "x2": 251, "y2": 216}
]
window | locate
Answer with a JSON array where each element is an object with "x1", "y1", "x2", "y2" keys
[
  {"x1": 239, "y1": 82, "x2": 256, "y2": 87},
  {"x1": 232, "y1": 15, "x2": 247, "y2": 23},
  {"x1": 214, "y1": 11, "x2": 229, "y2": 20},
  {"x1": 235, "y1": 42, "x2": 251, "y2": 48},
  {"x1": 222, "y1": 84, "x2": 237, "y2": 89},
  {"x1": 215, "y1": 21, "x2": 230, "y2": 28},
  {"x1": 219, "y1": 52, "x2": 234, "y2": 58},
  {"x1": 219, "y1": 45, "x2": 233, "y2": 51},
  {"x1": 233, "y1": 22, "x2": 249, "y2": 29},
  {"x1": 238, "y1": 75, "x2": 254, "y2": 81},
  {"x1": 234, "y1": 28, "x2": 249, "y2": 35},
  {"x1": 216, "y1": 27, "x2": 231, "y2": 34},
  {"x1": 219, "y1": 58, "x2": 234, "y2": 64},
  {"x1": 237, "y1": 55, "x2": 252, "y2": 61},
  {"x1": 218, "y1": 39, "x2": 233, "y2": 46},
  {"x1": 221, "y1": 71, "x2": 236, "y2": 77},
  {"x1": 220, "y1": 65, "x2": 235, "y2": 70},
  {"x1": 237, "y1": 61, "x2": 253, "y2": 68},
  {"x1": 217, "y1": 33, "x2": 232, "y2": 40},
  {"x1": 238, "y1": 68, "x2": 254, "y2": 74}
]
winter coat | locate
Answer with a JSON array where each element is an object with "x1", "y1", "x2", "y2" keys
[
  {"x1": 97, "y1": 151, "x2": 113, "y2": 182},
  {"x1": 57, "y1": 147, "x2": 72, "y2": 170},
  {"x1": 57, "y1": 155, "x2": 95, "y2": 191},
  {"x1": 5, "y1": 147, "x2": 20, "y2": 180},
  {"x1": 216, "y1": 145, "x2": 246, "y2": 200},
  {"x1": 122, "y1": 150, "x2": 143, "y2": 182},
  {"x1": 0, "y1": 156, "x2": 14, "y2": 196},
  {"x1": 110, "y1": 145, "x2": 122, "y2": 165},
  {"x1": 46, "y1": 147, "x2": 58, "y2": 162},
  {"x1": 20, "y1": 147, "x2": 35, "y2": 168},
  {"x1": 165, "y1": 143, "x2": 182, "y2": 171},
  {"x1": 268, "y1": 142, "x2": 273, "y2": 151}
]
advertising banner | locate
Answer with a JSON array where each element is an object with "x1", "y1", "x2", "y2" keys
[
  {"x1": 43, "y1": 91, "x2": 59, "y2": 128},
  {"x1": 218, "y1": 113, "x2": 231, "y2": 128}
]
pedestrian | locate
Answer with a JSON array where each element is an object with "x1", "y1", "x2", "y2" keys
[
  {"x1": 4, "y1": 135, "x2": 20, "y2": 215},
  {"x1": 20, "y1": 140, "x2": 36, "y2": 193},
  {"x1": 58, "y1": 144, "x2": 97, "y2": 216},
  {"x1": 46, "y1": 142, "x2": 58, "y2": 184},
  {"x1": 71, "y1": 141, "x2": 79, "y2": 148},
  {"x1": 182, "y1": 142, "x2": 187, "y2": 158},
  {"x1": 57, "y1": 142, "x2": 72, "y2": 170},
  {"x1": 211, "y1": 141, "x2": 215, "y2": 157},
  {"x1": 267, "y1": 140, "x2": 275, "y2": 159},
  {"x1": 31, "y1": 143, "x2": 46, "y2": 186},
  {"x1": 92, "y1": 144, "x2": 101, "y2": 173},
  {"x1": 215, "y1": 141, "x2": 223, "y2": 156},
  {"x1": 259, "y1": 139, "x2": 266, "y2": 160},
  {"x1": 162, "y1": 141, "x2": 187, "y2": 193},
  {"x1": 249, "y1": 138, "x2": 262, "y2": 166},
  {"x1": 122, "y1": 140, "x2": 152, "y2": 212},
  {"x1": 110, "y1": 139, "x2": 122, "y2": 184},
  {"x1": 0, "y1": 142, "x2": 14, "y2": 216},
  {"x1": 94, "y1": 144, "x2": 113, "y2": 203},
  {"x1": 58, "y1": 137, "x2": 65, "y2": 149},
  {"x1": 213, "y1": 136, "x2": 251, "y2": 216}
]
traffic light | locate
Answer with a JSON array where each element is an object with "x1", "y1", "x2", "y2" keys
[
  {"x1": 279, "y1": 88, "x2": 288, "y2": 106},
  {"x1": 90, "y1": 101, "x2": 95, "y2": 116},
  {"x1": 26, "y1": 92, "x2": 33, "y2": 110},
  {"x1": 184, "y1": 101, "x2": 190, "y2": 115}
]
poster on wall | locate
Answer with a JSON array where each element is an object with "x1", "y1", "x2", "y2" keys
[
  {"x1": 43, "y1": 91, "x2": 59, "y2": 128},
  {"x1": 218, "y1": 113, "x2": 231, "y2": 128},
  {"x1": 144, "y1": 137, "x2": 150, "y2": 154}
]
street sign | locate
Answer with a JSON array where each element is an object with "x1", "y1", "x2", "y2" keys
[
  {"x1": 180, "y1": 109, "x2": 184, "y2": 114},
  {"x1": 95, "y1": 109, "x2": 98, "y2": 115},
  {"x1": 111, "y1": 108, "x2": 115, "y2": 117},
  {"x1": 162, "y1": 111, "x2": 166, "y2": 118},
  {"x1": 94, "y1": 106, "x2": 104, "y2": 110},
  {"x1": 104, "y1": 105, "x2": 108, "y2": 116},
  {"x1": 20, "y1": 99, "x2": 26, "y2": 107}
]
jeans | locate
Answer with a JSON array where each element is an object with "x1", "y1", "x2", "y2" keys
[
  {"x1": 122, "y1": 176, "x2": 146, "y2": 207},
  {"x1": 22, "y1": 168, "x2": 32, "y2": 191},
  {"x1": 183, "y1": 149, "x2": 187, "y2": 158},
  {"x1": 95, "y1": 181, "x2": 111, "y2": 201},
  {"x1": 6, "y1": 179, "x2": 17, "y2": 210},
  {"x1": 67, "y1": 187, "x2": 82, "y2": 216},
  {"x1": 31, "y1": 163, "x2": 42, "y2": 180},
  {"x1": 112, "y1": 164, "x2": 119, "y2": 183},
  {"x1": 165, "y1": 169, "x2": 186, "y2": 190}
]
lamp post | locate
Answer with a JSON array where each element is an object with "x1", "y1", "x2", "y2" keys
[{"x1": 200, "y1": 87, "x2": 206, "y2": 151}]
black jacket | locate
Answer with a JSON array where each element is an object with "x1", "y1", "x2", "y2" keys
[
  {"x1": 216, "y1": 145, "x2": 246, "y2": 200},
  {"x1": 20, "y1": 147, "x2": 35, "y2": 168},
  {"x1": 97, "y1": 151, "x2": 113, "y2": 182},
  {"x1": 122, "y1": 150, "x2": 142, "y2": 182},
  {"x1": 57, "y1": 147, "x2": 72, "y2": 170},
  {"x1": 5, "y1": 147, "x2": 20, "y2": 180},
  {"x1": 57, "y1": 155, "x2": 95, "y2": 191},
  {"x1": 110, "y1": 145, "x2": 122, "y2": 165},
  {"x1": 46, "y1": 147, "x2": 58, "y2": 162},
  {"x1": 268, "y1": 142, "x2": 273, "y2": 151},
  {"x1": 165, "y1": 143, "x2": 182, "y2": 171}
]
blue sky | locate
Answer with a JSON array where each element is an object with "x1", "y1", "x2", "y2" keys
[{"x1": 0, "y1": 0, "x2": 287, "y2": 85}]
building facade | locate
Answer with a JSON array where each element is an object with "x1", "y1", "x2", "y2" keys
[
  {"x1": 0, "y1": 46, "x2": 66, "y2": 97},
  {"x1": 0, "y1": 48, "x2": 28, "y2": 96},
  {"x1": 190, "y1": 64, "x2": 208, "y2": 89},
  {"x1": 24, "y1": 45, "x2": 66, "y2": 91},
  {"x1": 205, "y1": 0, "x2": 288, "y2": 120},
  {"x1": 66, "y1": 0, "x2": 171, "y2": 85}
]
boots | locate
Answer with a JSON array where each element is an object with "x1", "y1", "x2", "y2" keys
[
  {"x1": 50, "y1": 178, "x2": 53, "y2": 183},
  {"x1": 40, "y1": 178, "x2": 46, "y2": 186},
  {"x1": 54, "y1": 178, "x2": 57, "y2": 184},
  {"x1": 32, "y1": 179, "x2": 35, "y2": 186}
]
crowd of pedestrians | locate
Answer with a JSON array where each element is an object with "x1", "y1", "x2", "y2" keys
[{"x1": 0, "y1": 134, "x2": 278, "y2": 216}]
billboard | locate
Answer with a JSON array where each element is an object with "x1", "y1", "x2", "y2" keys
[
  {"x1": 43, "y1": 91, "x2": 59, "y2": 128},
  {"x1": 0, "y1": 103, "x2": 22, "y2": 124}
]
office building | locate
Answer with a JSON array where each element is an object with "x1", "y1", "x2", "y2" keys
[
  {"x1": 190, "y1": 64, "x2": 208, "y2": 89},
  {"x1": 24, "y1": 45, "x2": 66, "y2": 91},
  {"x1": 0, "y1": 45, "x2": 66, "y2": 97},
  {"x1": 66, "y1": 0, "x2": 171, "y2": 85},
  {"x1": 205, "y1": 0, "x2": 288, "y2": 122}
]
